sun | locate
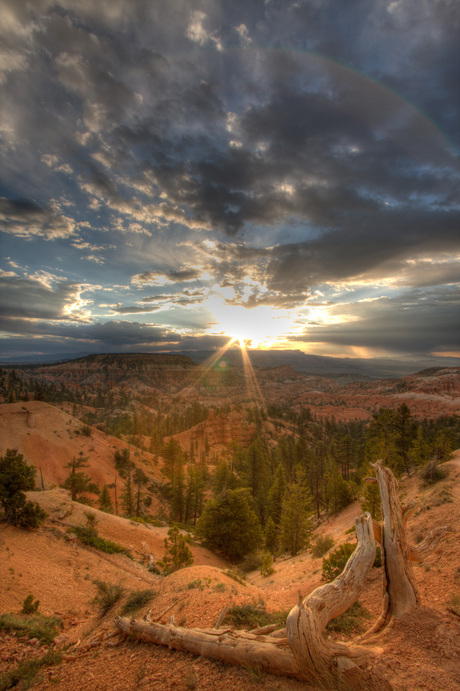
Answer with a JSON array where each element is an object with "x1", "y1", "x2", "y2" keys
[{"x1": 207, "y1": 299, "x2": 292, "y2": 349}]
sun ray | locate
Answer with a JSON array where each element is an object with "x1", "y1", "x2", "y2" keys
[
  {"x1": 176, "y1": 338, "x2": 238, "y2": 399},
  {"x1": 240, "y1": 345, "x2": 267, "y2": 414}
]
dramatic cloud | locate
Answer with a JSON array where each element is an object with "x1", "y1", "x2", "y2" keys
[
  {"x1": 294, "y1": 287, "x2": 460, "y2": 354},
  {"x1": 0, "y1": 198, "x2": 77, "y2": 239},
  {"x1": 0, "y1": 274, "x2": 91, "y2": 320},
  {"x1": 0, "y1": 0, "x2": 459, "y2": 360}
]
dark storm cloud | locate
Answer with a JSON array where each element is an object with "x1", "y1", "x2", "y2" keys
[
  {"x1": 295, "y1": 287, "x2": 460, "y2": 353},
  {"x1": 111, "y1": 289, "x2": 206, "y2": 312},
  {"x1": 0, "y1": 317, "x2": 177, "y2": 347},
  {"x1": 0, "y1": 274, "x2": 85, "y2": 320},
  {"x1": 2, "y1": 0, "x2": 459, "y2": 239},
  {"x1": 262, "y1": 209, "x2": 460, "y2": 296}
]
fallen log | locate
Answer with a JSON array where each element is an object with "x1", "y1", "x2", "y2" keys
[
  {"x1": 115, "y1": 616, "x2": 307, "y2": 680},
  {"x1": 115, "y1": 513, "x2": 378, "y2": 689}
]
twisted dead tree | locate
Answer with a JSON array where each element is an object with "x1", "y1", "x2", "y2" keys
[
  {"x1": 361, "y1": 460, "x2": 453, "y2": 639},
  {"x1": 285, "y1": 512, "x2": 378, "y2": 690},
  {"x1": 115, "y1": 462, "x2": 451, "y2": 690}
]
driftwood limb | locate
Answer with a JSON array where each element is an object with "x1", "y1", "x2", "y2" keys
[{"x1": 249, "y1": 623, "x2": 279, "y2": 635}]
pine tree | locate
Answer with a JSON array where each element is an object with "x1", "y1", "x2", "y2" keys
[
  {"x1": 280, "y1": 469, "x2": 312, "y2": 556},
  {"x1": 133, "y1": 467, "x2": 148, "y2": 516},
  {"x1": 196, "y1": 489, "x2": 264, "y2": 560},
  {"x1": 431, "y1": 430, "x2": 453, "y2": 463},
  {"x1": 98, "y1": 485, "x2": 114, "y2": 513},
  {"x1": 264, "y1": 516, "x2": 279, "y2": 556},
  {"x1": 161, "y1": 526, "x2": 193, "y2": 573},
  {"x1": 161, "y1": 438, "x2": 184, "y2": 479},
  {"x1": 63, "y1": 455, "x2": 99, "y2": 503},
  {"x1": 394, "y1": 403, "x2": 416, "y2": 474},
  {"x1": 113, "y1": 448, "x2": 133, "y2": 477},
  {"x1": 0, "y1": 450, "x2": 47, "y2": 527},
  {"x1": 267, "y1": 463, "x2": 287, "y2": 526},
  {"x1": 360, "y1": 481, "x2": 382, "y2": 520},
  {"x1": 366, "y1": 408, "x2": 398, "y2": 468},
  {"x1": 325, "y1": 461, "x2": 353, "y2": 514},
  {"x1": 121, "y1": 465, "x2": 135, "y2": 516},
  {"x1": 184, "y1": 464, "x2": 207, "y2": 524},
  {"x1": 240, "y1": 438, "x2": 271, "y2": 523},
  {"x1": 412, "y1": 427, "x2": 428, "y2": 466},
  {"x1": 306, "y1": 442, "x2": 327, "y2": 519}
]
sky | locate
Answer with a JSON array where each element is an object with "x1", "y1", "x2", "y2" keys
[{"x1": 1, "y1": 0, "x2": 459, "y2": 362}]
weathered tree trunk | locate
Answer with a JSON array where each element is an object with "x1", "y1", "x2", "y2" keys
[
  {"x1": 115, "y1": 617, "x2": 307, "y2": 681},
  {"x1": 361, "y1": 460, "x2": 420, "y2": 637},
  {"x1": 362, "y1": 461, "x2": 451, "y2": 639},
  {"x1": 116, "y1": 513, "x2": 377, "y2": 690},
  {"x1": 286, "y1": 512, "x2": 377, "y2": 690}
]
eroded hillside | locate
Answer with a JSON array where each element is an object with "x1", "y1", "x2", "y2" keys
[{"x1": 0, "y1": 455, "x2": 459, "y2": 690}]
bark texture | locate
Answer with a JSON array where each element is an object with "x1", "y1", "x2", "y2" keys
[
  {"x1": 286, "y1": 512, "x2": 376, "y2": 690},
  {"x1": 372, "y1": 461, "x2": 420, "y2": 628},
  {"x1": 115, "y1": 616, "x2": 307, "y2": 680}
]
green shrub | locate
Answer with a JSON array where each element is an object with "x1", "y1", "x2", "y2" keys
[
  {"x1": 420, "y1": 459, "x2": 447, "y2": 484},
  {"x1": 373, "y1": 546, "x2": 382, "y2": 568},
  {"x1": 92, "y1": 580, "x2": 124, "y2": 616},
  {"x1": 129, "y1": 516, "x2": 164, "y2": 527},
  {"x1": 195, "y1": 489, "x2": 263, "y2": 560},
  {"x1": 326, "y1": 601, "x2": 372, "y2": 635},
  {"x1": 21, "y1": 594, "x2": 39, "y2": 615},
  {"x1": 120, "y1": 589, "x2": 156, "y2": 616},
  {"x1": 0, "y1": 649, "x2": 62, "y2": 691},
  {"x1": 226, "y1": 603, "x2": 288, "y2": 630},
  {"x1": 311, "y1": 534, "x2": 335, "y2": 558},
  {"x1": 161, "y1": 526, "x2": 193, "y2": 573},
  {"x1": 0, "y1": 613, "x2": 61, "y2": 645},
  {"x1": 0, "y1": 449, "x2": 47, "y2": 528},
  {"x1": 321, "y1": 543, "x2": 356, "y2": 582},
  {"x1": 223, "y1": 568, "x2": 246, "y2": 585},
  {"x1": 70, "y1": 526, "x2": 131, "y2": 557},
  {"x1": 187, "y1": 578, "x2": 204, "y2": 591},
  {"x1": 260, "y1": 552, "x2": 274, "y2": 577},
  {"x1": 240, "y1": 551, "x2": 264, "y2": 573}
]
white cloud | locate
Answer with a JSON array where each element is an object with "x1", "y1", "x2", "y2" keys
[{"x1": 186, "y1": 10, "x2": 222, "y2": 51}]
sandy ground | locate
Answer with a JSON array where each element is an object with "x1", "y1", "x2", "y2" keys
[{"x1": 0, "y1": 441, "x2": 459, "y2": 689}]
